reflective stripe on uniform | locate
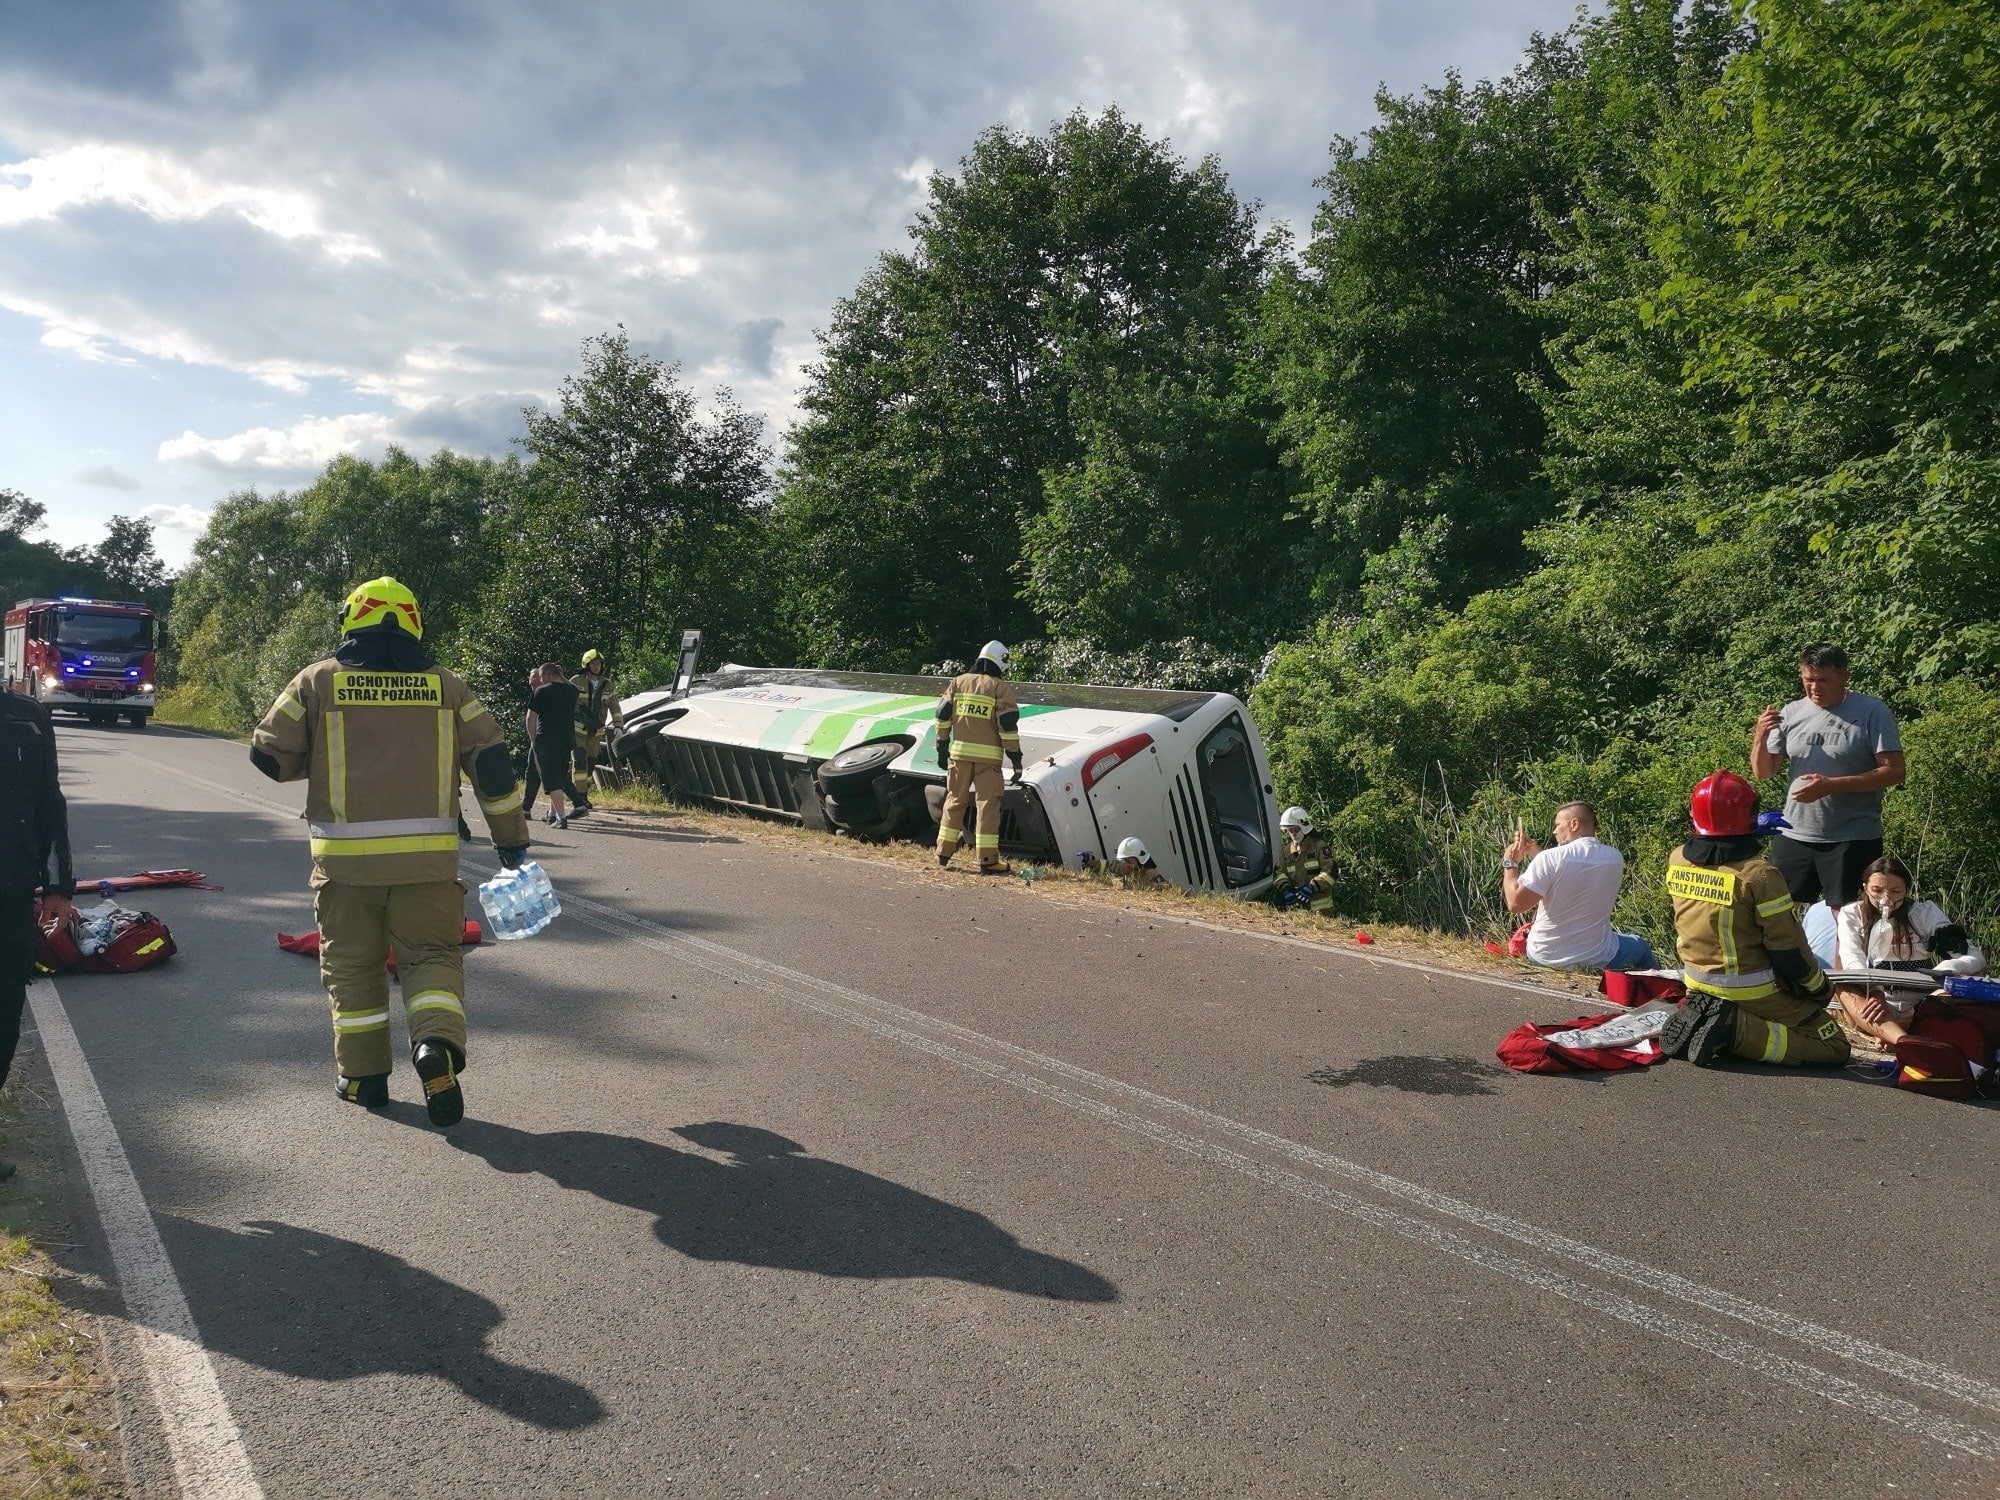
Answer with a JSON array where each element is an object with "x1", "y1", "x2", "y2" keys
[
  {"x1": 477, "y1": 787, "x2": 523, "y2": 815},
  {"x1": 332, "y1": 1008, "x2": 392, "y2": 1032},
  {"x1": 458, "y1": 699, "x2": 486, "y2": 721},
  {"x1": 436, "y1": 710, "x2": 454, "y2": 817},
  {"x1": 310, "y1": 834, "x2": 461, "y2": 857},
  {"x1": 406, "y1": 991, "x2": 465, "y2": 1019},
  {"x1": 276, "y1": 692, "x2": 305, "y2": 721},
  {"x1": 1684, "y1": 971, "x2": 1779, "y2": 1001},
  {"x1": 1760, "y1": 1024, "x2": 1788, "y2": 1064},
  {"x1": 1717, "y1": 906, "x2": 1738, "y2": 973},
  {"x1": 309, "y1": 817, "x2": 459, "y2": 840},
  {"x1": 1756, "y1": 893, "x2": 1795, "y2": 918},
  {"x1": 327, "y1": 710, "x2": 348, "y2": 822},
  {"x1": 975, "y1": 832, "x2": 1000, "y2": 850},
  {"x1": 951, "y1": 741, "x2": 1003, "y2": 762}
]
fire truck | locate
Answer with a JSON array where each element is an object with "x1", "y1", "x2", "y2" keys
[{"x1": 3, "y1": 597, "x2": 157, "y2": 728}]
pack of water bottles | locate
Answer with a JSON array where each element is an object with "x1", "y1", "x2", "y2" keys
[{"x1": 477, "y1": 860, "x2": 562, "y2": 940}]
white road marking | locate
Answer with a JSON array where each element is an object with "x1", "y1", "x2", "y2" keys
[
  {"x1": 31, "y1": 979, "x2": 264, "y2": 1499},
  {"x1": 107, "y1": 744, "x2": 2000, "y2": 1457}
]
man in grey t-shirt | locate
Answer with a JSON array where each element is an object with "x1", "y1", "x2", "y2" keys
[{"x1": 1750, "y1": 642, "x2": 1904, "y2": 908}]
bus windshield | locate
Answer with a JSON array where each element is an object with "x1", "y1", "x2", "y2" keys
[{"x1": 54, "y1": 610, "x2": 152, "y2": 653}]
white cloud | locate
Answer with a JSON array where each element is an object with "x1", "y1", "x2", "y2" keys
[
  {"x1": 159, "y1": 413, "x2": 397, "y2": 473},
  {"x1": 76, "y1": 464, "x2": 140, "y2": 489},
  {"x1": 139, "y1": 503, "x2": 212, "y2": 532},
  {"x1": 0, "y1": 143, "x2": 378, "y2": 262}
]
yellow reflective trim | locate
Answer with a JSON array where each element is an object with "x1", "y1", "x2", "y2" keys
[
  {"x1": 327, "y1": 710, "x2": 348, "y2": 823},
  {"x1": 1685, "y1": 975, "x2": 1779, "y2": 1001},
  {"x1": 477, "y1": 787, "x2": 523, "y2": 815},
  {"x1": 1665, "y1": 864, "x2": 1736, "y2": 905},
  {"x1": 1756, "y1": 893, "x2": 1794, "y2": 918},
  {"x1": 332, "y1": 1009, "x2": 392, "y2": 1031},
  {"x1": 956, "y1": 693, "x2": 995, "y2": 720},
  {"x1": 406, "y1": 992, "x2": 465, "y2": 1017},
  {"x1": 1718, "y1": 906, "x2": 1738, "y2": 974},
  {"x1": 275, "y1": 692, "x2": 305, "y2": 721},
  {"x1": 437, "y1": 709, "x2": 454, "y2": 819},
  {"x1": 1760, "y1": 1024, "x2": 1788, "y2": 1064},
  {"x1": 310, "y1": 834, "x2": 461, "y2": 857},
  {"x1": 951, "y1": 741, "x2": 1003, "y2": 762},
  {"x1": 458, "y1": 699, "x2": 485, "y2": 722}
]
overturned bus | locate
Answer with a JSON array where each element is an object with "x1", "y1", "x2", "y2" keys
[{"x1": 614, "y1": 657, "x2": 1280, "y2": 898}]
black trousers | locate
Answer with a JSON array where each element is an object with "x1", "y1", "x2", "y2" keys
[
  {"x1": 1770, "y1": 833, "x2": 1883, "y2": 908},
  {"x1": 0, "y1": 889, "x2": 33, "y2": 1090}
]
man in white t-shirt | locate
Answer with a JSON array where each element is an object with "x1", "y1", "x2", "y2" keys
[{"x1": 1501, "y1": 802, "x2": 1656, "y2": 971}]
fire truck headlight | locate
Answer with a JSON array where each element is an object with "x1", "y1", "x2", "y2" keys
[
  {"x1": 41, "y1": 677, "x2": 55, "y2": 690},
  {"x1": 140, "y1": 682, "x2": 153, "y2": 693}
]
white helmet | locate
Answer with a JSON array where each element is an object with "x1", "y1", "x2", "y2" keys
[
  {"x1": 1115, "y1": 836, "x2": 1149, "y2": 864},
  {"x1": 1279, "y1": 806, "x2": 1312, "y2": 836},
  {"x1": 978, "y1": 640, "x2": 1010, "y2": 672}
]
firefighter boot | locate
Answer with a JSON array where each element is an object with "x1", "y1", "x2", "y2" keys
[
  {"x1": 413, "y1": 1040, "x2": 465, "y2": 1128},
  {"x1": 335, "y1": 1072, "x2": 390, "y2": 1108},
  {"x1": 1661, "y1": 992, "x2": 1736, "y2": 1067}
]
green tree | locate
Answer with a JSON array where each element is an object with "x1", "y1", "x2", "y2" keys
[{"x1": 777, "y1": 107, "x2": 1297, "y2": 670}]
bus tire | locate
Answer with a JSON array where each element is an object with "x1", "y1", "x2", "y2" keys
[
  {"x1": 815, "y1": 738, "x2": 907, "y2": 799},
  {"x1": 823, "y1": 792, "x2": 882, "y2": 827},
  {"x1": 128, "y1": 712, "x2": 150, "y2": 730}
]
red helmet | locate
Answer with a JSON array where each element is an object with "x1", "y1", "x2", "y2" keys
[{"x1": 1690, "y1": 770, "x2": 1758, "y2": 837}]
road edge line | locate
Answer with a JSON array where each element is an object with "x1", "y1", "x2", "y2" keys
[{"x1": 29, "y1": 978, "x2": 263, "y2": 1499}]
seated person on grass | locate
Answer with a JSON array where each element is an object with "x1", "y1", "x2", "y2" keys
[
  {"x1": 1502, "y1": 801, "x2": 1655, "y2": 972},
  {"x1": 1832, "y1": 854, "x2": 1984, "y2": 1048}
]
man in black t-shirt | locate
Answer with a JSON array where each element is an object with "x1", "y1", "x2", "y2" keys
[
  {"x1": 526, "y1": 661, "x2": 590, "y2": 827},
  {"x1": 3, "y1": 689, "x2": 74, "y2": 1181}
]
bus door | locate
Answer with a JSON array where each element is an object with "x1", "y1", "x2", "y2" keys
[{"x1": 1080, "y1": 729, "x2": 1179, "y2": 881}]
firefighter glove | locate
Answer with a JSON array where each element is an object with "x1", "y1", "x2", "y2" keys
[
  {"x1": 1008, "y1": 751, "x2": 1024, "y2": 786},
  {"x1": 935, "y1": 739, "x2": 951, "y2": 770},
  {"x1": 496, "y1": 845, "x2": 527, "y2": 870}
]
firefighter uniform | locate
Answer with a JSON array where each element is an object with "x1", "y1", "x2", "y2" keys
[
  {"x1": 1667, "y1": 847, "x2": 1849, "y2": 1066},
  {"x1": 251, "y1": 580, "x2": 529, "y2": 1122},
  {"x1": 934, "y1": 665, "x2": 1020, "y2": 871},
  {"x1": 1273, "y1": 832, "x2": 1335, "y2": 916},
  {"x1": 570, "y1": 654, "x2": 623, "y2": 775}
]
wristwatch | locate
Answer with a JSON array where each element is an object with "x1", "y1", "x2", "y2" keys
[{"x1": 1501, "y1": 859, "x2": 1519, "y2": 871}]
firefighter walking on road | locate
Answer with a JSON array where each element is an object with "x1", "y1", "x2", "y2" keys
[
  {"x1": 934, "y1": 640, "x2": 1022, "y2": 875},
  {"x1": 1272, "y1": 806, "x2": 1335, "y2": 916},
  {"x1": 1659, "y1": 770, "x2": 1848, "y2": 1069},
  {"x1": 251, "y1": 578, "x2": 530, "y2": 1126}
]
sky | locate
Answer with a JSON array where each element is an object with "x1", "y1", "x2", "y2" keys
[{"x1": 1, "y1": 0, "x2": 1580, "y2": 570}]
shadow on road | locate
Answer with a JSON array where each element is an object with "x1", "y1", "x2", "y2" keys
[
  {"x1": 445, "y1": 1118, "x2": 1118, "y2": 1303},
  {"x1": 156, "y1": 1216, "x2": 607, "y2": 1430},
  {"x1": 1307, "y1": 1055, "x2": 1512, "y2": 1097}
]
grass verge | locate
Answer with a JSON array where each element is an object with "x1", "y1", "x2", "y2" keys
[{"x1": 0, "y1": 1083, "x2": 121, "y2": 1498}]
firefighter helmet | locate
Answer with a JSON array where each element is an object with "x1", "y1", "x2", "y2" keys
[
  {"x1": 581, "y1": 648, "x2": 603, "y2": 668},
  {"x1": 978, "y1": 640, "x2": 1010, "y2": 673},
  {"x1": 339, "y1": 577, "x2": 423, "y2": 639},
  {"x1": 1690, "y1": 770, "x2": 1758, "y2": 837},
  {"x1": 1279, "y1": 806, "x2": 1312, "y2": 837},
  {"x1": 1115, "y1": 836, "x2": 1150, "y2": 864}
]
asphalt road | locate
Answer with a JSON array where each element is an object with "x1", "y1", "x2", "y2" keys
[{"x1": 32, "y1": 721, "x2": 2000, "y2": 1497}]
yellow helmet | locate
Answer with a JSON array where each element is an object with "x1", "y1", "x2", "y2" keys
[
  {"x1": 581, "y1": 648, "x2": 603, "y2": 668},
  {"x1": 339, "y1": 577, "x2": 423, "y2": 639}
]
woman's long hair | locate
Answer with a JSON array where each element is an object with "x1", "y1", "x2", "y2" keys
[{"x1": 1858, "y1": 854, "x2": 1917, "y2": 954}]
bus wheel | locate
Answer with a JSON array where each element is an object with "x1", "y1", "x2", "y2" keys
[
  {"x1": 815, "y1": 738, "x2": 907, "y2": 799},
  {"x1": 128, "y1": 712, "x2": 150, "y2": 730}
]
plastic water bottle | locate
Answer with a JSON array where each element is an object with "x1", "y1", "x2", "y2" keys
[{"x1": 519, "y1": 860, "x2": 560, "y2": 934}]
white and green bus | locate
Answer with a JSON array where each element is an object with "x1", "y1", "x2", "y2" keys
[{"x1": 616, "y1": 662, "x2": 1280, "y2": 897}]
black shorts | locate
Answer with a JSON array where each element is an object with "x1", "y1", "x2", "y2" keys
[{"x1": 1770, "y1": 833, "x2": 1883, "y2": 908}]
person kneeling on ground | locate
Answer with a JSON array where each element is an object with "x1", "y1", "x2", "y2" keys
[
  {"x1": 1501, "y1": 801, "x2": 1654, "y2": 972},
  {"x1": 1832, "y1": 854, "x2": 1984, "y2": 1050},
  {"x1": 1661, "y1": 770, "x2": 1847, "y2": 1068},
  {"x1": 1111, "y1": 837, "x2": 1167, "y2": 891},
  {"x1": 1271, "y1": 807, "x2": 1335, "y2": 916}
]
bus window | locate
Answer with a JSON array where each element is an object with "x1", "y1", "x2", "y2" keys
[{"x1": 1197, "y1": 715, "x2": 1270, "y2": 887}]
